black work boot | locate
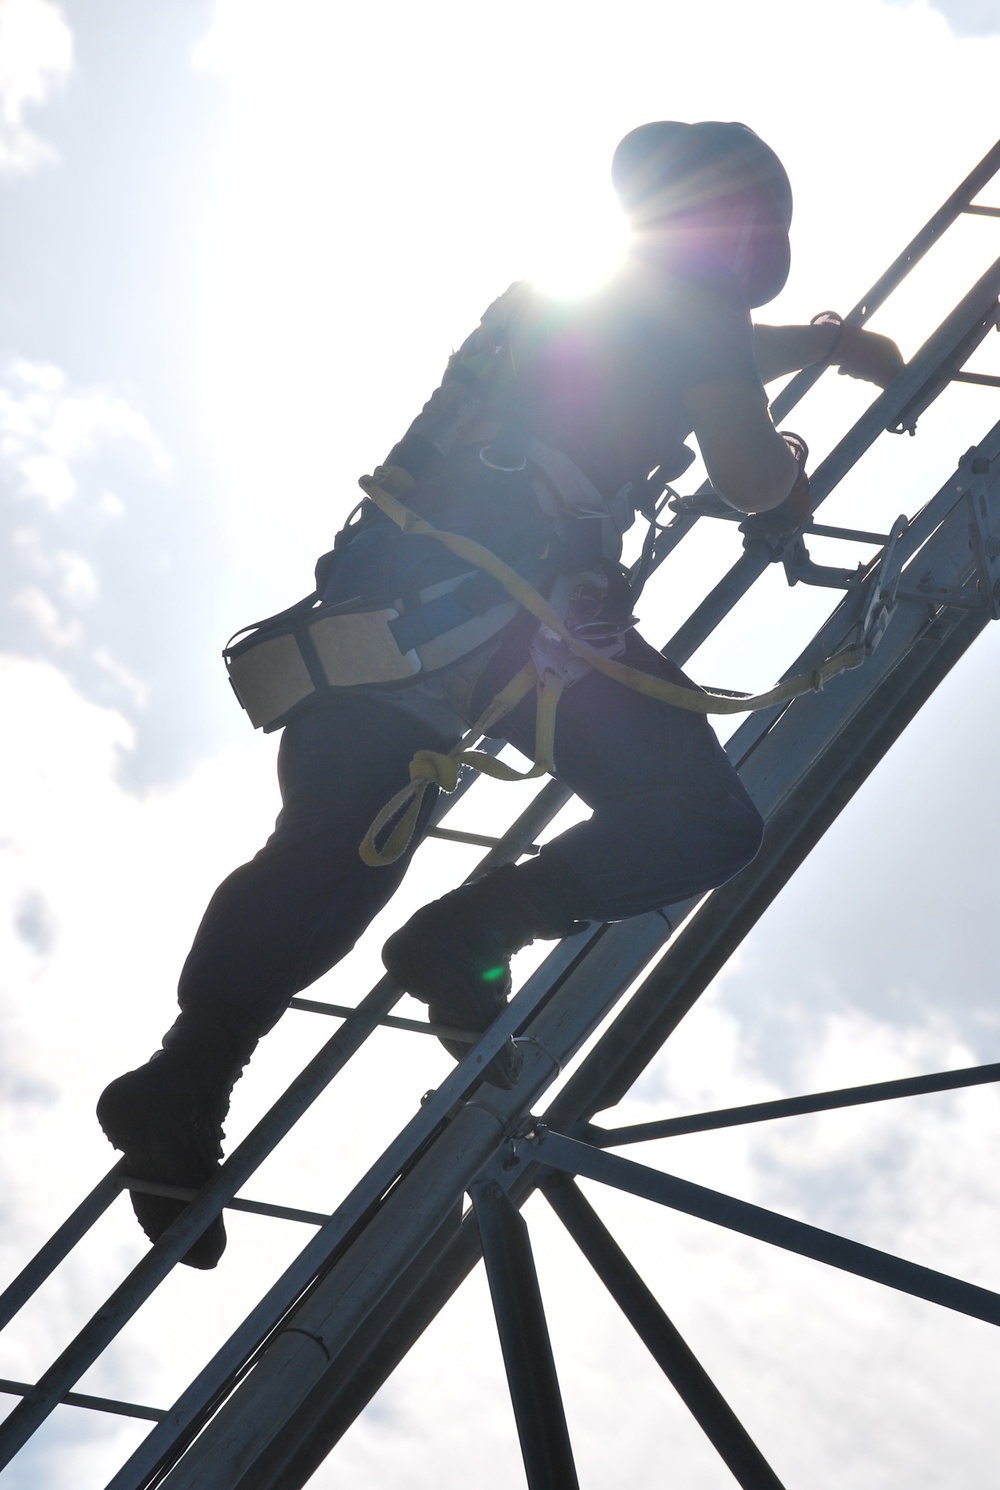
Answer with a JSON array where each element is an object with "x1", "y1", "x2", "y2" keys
[
  {"x1": 382, "y1": 860, "x2": 591, "y2": 1089},
  {"x1": 97, "y1": 1015, "x2": 256, "y2": 1269}
]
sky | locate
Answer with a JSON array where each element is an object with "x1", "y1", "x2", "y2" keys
[{"x1": 1, "y1": 0, "x2": 1000, "y2": 1486}]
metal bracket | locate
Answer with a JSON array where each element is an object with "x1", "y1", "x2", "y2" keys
[
  {"x1": 890, "y1": 295, "x2": 1000, "y2": 436},
  {"x1": 856, "y1": 514, "x2": 909, "y2": 654},
  {"x1": 780, "y1": 534, "x2": 861, "y2": 591},
  {"x1": 964, "y1": 449, "x2": 1000, "y2": 619}
]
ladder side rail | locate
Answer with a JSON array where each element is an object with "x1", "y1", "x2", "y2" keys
[
  {"x1": 6, "y1": 355, "x2": 993, "y2": 1479},
  {"x1": 121, "y1": 484, "x2": 994, "y2": 1487},
  {"x1": 727, "y1": 416, "x2": 1000, "y2": 765},
  {"x1": 0, "y1": 738, "x2": 563, "y2": 1345},
  {"x1": 769, "y1": 135, "x2": 1000, "y2": 426},
  {"x1": 652, "y1": 135, "x2": 1000, "y2": 577},
  {"x1": 142, "y1": 1099, "x2": 547, "y2": 1488},
  {"x1": 664, "y1": 256, "x2": 1000, "y2": 664},
  {"x1": 349, "y1": 289, "x2": 1000, "y2": 923},
  {"x1": 536, "y1": 463, "x2": 998, "y2": 1130},
  {"x1": 244, "y1": 585, "x2": 995, "y2": 1486},
  {"x1": 546, "y1": 615, "x2": 988, "y2": 1131},
  {"x1": 844, "y1": 136, "x2": 1000, "y2": 320},
  {"x1": 97, "y1": 425, "x2": 999, "y2": 1486},
  {"x1": 102, "y1": 939, "x2": 611, "y2": 1488},
  {"x1": 0, "y1": 745, "x2": 509, "y2": 1341},
  {"x1": 0, "y1": 1168, "x2": 124, "y2": 1332},
  {"x1": 666, "y1": 254, "x2": 1000, "y2": 665},
  {"x1": 740, "y1": 514, "x2": 992, "y2": 813},
  {"x1": 111, "y1": 918, "x2": 682, "y2": 1488},
  {"x1": 224, "y1": 1201, "x2": 491, "y2": 1490},
  {"x1": 0, "y1": 734, "x2": 614, "y2": 1451},
  {"x1": 7, "y1": 200, "x2": 999, "y2": 1484},
  {"x1": 654, "y1": 157, "x2": 1000, "y2": 578},
  {"x1": 0, "y1": 958, "x2": 538, "y2": 1467}
]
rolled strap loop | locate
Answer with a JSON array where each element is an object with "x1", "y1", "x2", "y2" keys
[
  {"x1": 356, "y1": 474, "x2": 867, "y2": 866},
  {"x1": 360, "y1": 661, "x2": 557, "y2": 868}
]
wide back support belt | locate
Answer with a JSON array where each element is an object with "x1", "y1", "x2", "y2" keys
[
  {"x1": 224, "y1": 607, "x2": 420, "y2": 730},
  {"x1": 224, "y1": 590, "x2": 520, "y2": 733}
]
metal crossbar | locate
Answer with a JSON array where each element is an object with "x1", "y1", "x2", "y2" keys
[
  {"x1": 532, "y1": 1131, "x2": 1000, "y2": 1328},
  {"x1": 0, "y1": 1379, "x2": 166, "y2": 1424},
  {"x1": 585, "y1": 1060, "x2": 1000, "y2": 1146},
  {"x1": 472, "y1": 1182, "x2": 580, "y2": 1490},
  {"x1": 543, "y1": 1177, "x2": 788, "y2": 1490}
]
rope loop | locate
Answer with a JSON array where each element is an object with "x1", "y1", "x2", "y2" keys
[{"x1": 356, "y1": 475, "x2": 869, "y2": 865}]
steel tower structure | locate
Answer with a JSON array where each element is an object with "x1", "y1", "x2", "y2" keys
[{"x1": 2, "y1": 140, "x2": 1000, "y2": 1488}]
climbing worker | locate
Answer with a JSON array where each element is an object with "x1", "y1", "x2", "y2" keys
[{"x1": 97, "y1": 121, "x2": 904, "y2": 1268}]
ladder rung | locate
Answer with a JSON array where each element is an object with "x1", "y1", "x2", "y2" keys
[
  {"x1": 950, "y1": 369, "x2": 1000, "y2": 388},
  {"x1": 426, "y1": 825, "x2": 540, "y2": 853},
  {"x1": 962, "y1": 203, "x2": 1000, "y2": 217},
  {"x1": 121, "y1": 1177, "x2": 331, "y2": 1228},
  {"x1": 0, "y1": 1377, "x2": 166, "y2": 1423},
  {"x1": 805, "y1": 522, "x2": 892, "y2": 544},
  {"x1": 288, "y1": 996, "x2": 477, "y2": 1043}
]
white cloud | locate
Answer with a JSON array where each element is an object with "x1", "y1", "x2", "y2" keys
[
  {"x1": 17, "y1": 450, "x2": 73, "y2": 506},
  {"x1": 0, "y1": 357, "x2": 206, "y2": 778},
  {"x1": 885, "y1": 0, "x2": 1000, "y2": 36},
  {"x1": 0, "y1": 361, "x2": 169, "y2": 509},
  {"x1": 51, "y1": 548, "x2": 97, "y2": 605},
  {"x1": 10, "y1": 581, "x2": 82, "y2": 646},
  {"x1": 0, "y1": 0, "x2": 71, "y2": 174}
]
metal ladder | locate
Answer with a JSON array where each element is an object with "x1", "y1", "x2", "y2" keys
[{"x1": 2, "y1": 139, "x2": 1000, "y2": 1489}]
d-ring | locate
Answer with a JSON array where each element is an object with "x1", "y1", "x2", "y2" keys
[{"x1": 479, "y1": 444, "x2": 527, "y2": 473}]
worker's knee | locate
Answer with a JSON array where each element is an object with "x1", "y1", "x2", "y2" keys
[{"x1": 711, "y1": 793, "x2": 765, "y2": 885}]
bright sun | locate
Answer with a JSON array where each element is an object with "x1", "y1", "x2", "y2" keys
[{"x1": 525, "y1": 206, "x2": 629, "y2": 299}]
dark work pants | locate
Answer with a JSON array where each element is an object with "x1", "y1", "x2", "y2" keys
[{"x1": 177, "y1": 632, "x2": 764, "y2": 1039}]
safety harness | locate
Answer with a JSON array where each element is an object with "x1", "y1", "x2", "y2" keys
[
  {"x1": 224, "y1": 281, "x2": 637, "y2": 734},
  {"x1": 223, "y1": 281, "x2": 867, "y2": 868},
  {"x1": 356, "y1": 476, "x2": 866, "y2": 866}
]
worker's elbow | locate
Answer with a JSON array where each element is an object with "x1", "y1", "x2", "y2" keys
[{"x1": 710, "y1": 463, "x2": 795, "y2": 514}]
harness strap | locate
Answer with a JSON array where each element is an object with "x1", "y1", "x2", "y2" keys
[
  {"x1": 357, "y1": 472, "x2": 867, "y2": 866},
  {"x1": 359, "y1": 661, "x2": 563, "y2": 868},
  {"x1": 358, "y1": 474, "x2": 865, "y2": 717}
]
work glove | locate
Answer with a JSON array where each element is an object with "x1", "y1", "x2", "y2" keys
[
  {"x1": 812, "y1": 311, "x2": 905, "y2": 389},
  {"x1": 740, "y1": 431, "x2": 812, "y2": 537},
  {"x1": 668, "y1": 432, "x2": 812, "y2": 535}
]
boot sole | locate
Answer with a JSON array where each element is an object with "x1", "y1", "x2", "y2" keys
[
  {"x1": 97, "y1": 1085, "x2": 227, "y2": 1270},
  {"x1": 384, "y1": 922, "x2": 523, "y2": 1090},
  {"x1": 430, "y1": 1011, "x2": 523, "y2": 1090}
]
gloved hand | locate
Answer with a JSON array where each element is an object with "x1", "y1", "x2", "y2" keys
[
  {"x1": 812, "y1": 311, "x2": 905, "y2": 389},
  {"x1": 740, "y1": 430, "x2": 811, "y2": 537}
]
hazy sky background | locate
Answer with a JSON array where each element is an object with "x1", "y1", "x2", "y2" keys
[{"x1": 1, "y1": 1, "x2": 1000, "y2": 1486}]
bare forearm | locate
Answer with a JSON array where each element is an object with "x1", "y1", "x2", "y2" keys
[
  {"x1": 753, "y1": 320, "x2": 905, "y2": 388},
  {"x1": 684, "y1": 378, "x2": 800, "y2": 512},
  {"x1": 752, "y1": 323, "x2": 839, "y2": 383}
]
